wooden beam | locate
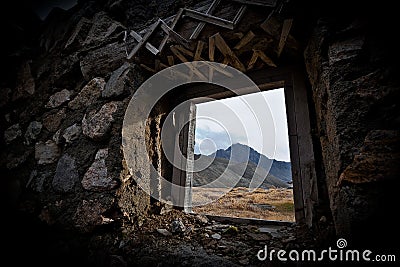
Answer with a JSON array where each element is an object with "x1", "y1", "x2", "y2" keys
[
  {"x1": 212, "y1": 33, "x2": 246, "y2": 72},
  {"x1": 234, "y1": 30, "x2": 255, "y2": 50},
  {"x1": 256, "y1": 50, "x2": 277, "y2": 67},
  {"x1": 140, "y1": 63, "x2": 156, "y2": 73},
  {"x1": 167, "y1": 55, "x2": 175, "y2": 66},
  {"x1": 209, "y1": 36, "x2": 215, "y2": 61},
  {"x1": 247, "y1": 50, "x2": 277, "y2": 70},
  {"x1": 230, "y1": 0, "x2": 277, "y2": 7},
  {"x1": 232, "y1": 5, "x2": 247, "y2": 26},
  {"x1": 183, "y1": 8, "x2": 234, "y2": 30},
  {"x1": 159, "y1": 8, "x2": 184, "y2": 52},
  {"x1": 130, "y1": 30, "x2": 159, "y2": 55},
  {"x1": 159, "y1": 19, "x2": 189, "y2": 48},
  {"x1": 277, "y1": 19, "x2": 293, "y2": 57},
  {"x1": 158, "y1": 8, "x2": 183, "y2": 51},
  {"x1": 170, "y1": 46, "x2": 207, "y2": 80},
  {"x1": 194, "y1": 40, "x2": 205, "y2": 61},
  {"x1": 247, "y1": 50, "x2": 259, "y2": 70},
  {"x1": 190, "y1": 0, "x2": 221, "y2": 40},
  {"x1": 154, "y1": 59, "x2": 161, "y2": 71},
  {"x1": 127, "y1": 20, "x2": 160, "y2": 59},
  {"x1": 174, "y1": 45, "x2": 194, "y2": 58}
]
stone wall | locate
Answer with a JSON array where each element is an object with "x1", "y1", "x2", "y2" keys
[
  {"x1": 304, "y1": 5, "x2": 400, "y2": 248},
  {"x1": 0, "y1": 0, "x2": 193, "y2": 235},
  {"x1": 1, "y1": 0, "x2": 399, "y2": 261}
]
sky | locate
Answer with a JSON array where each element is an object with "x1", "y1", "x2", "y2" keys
[{"x1": 194, "y1": 88, "x2": 291, "y2": 162}]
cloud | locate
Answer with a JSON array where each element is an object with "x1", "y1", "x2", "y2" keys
[{"x1": 194, "y1": 89, "x2": 291, "y2": 162}]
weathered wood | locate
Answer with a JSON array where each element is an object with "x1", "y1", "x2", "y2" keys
[
  {"x1": 159, "y1": 8, "x2": 184, "y2": 52},
  {"x1": 170, "y1": 46, "x2": 207, "y2": 80},
  {"x1": 170, "y1": 46, "x2": 189, "y2": 63},
  {"x1": 167, "y1": 55, "x2": 175, "y2": 66},
  {"x1": 212, "y1": 33, "x2": 246, "y2": 72},
  {"x1": 160, "y1": 20, "x2": 189, "y2": 48},
  {"x1": 247, "y1": 50, "x2": 259, "y2": 70},
  {"x1": 232, "y1": 5, "x2": 247, "y2": 25},
  {"x1": 291, "y1": 69, "x2": 318, "y2": 227},
  {"x1": 183, "y1": 8, "x2": 235, "y2": 30},
  {"x1": 127, "y1": 20, "x2": 160, "y2": 59},
  {"x1": 140, "y1": 63, "x2": 156, "y2": 73},
  {"x1": 130, "y1": 30, "x2": 159, "y2": 55},
  {"x1": 209, "y1": 35, "x2": 215, "y2": 61},
  {"x1": 277, "y1": 19, "x2": 293, "y2": 57},
  {"x1": 234, "y1": 30, "x2": 255, "y2": 50},
  {"x1": 231, "y1": 0, "x2": 277, "y2": 7},
  {"x1": 159, "y1": 62, "x2": 169, "y2": 69},
  {"x1": 190, "y1": 0, "x2": 221, "y2": 40},
  {"x1": 154, "y1": 59, "x2": 161, "y2": 71},
  {"x1": 194, "y1": 40, "x2": 206, "y2": 61},
  {"x1": 174, "y1": 45, "x2": 194, "y2": 57},
  {"x1": 255, "y1": 50, "x2": 277, "y2": 67}
]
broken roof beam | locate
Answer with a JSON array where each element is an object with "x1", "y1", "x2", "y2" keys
[
  {"x1": 190, "y1": 0, "x2": 221, "y2": 40},
  {"x1": 159, "y1": 8, "x2": 184, "y2": 52},
  {"x1": 232, "y1": 5, "x2": 247, "y2": 25},
  {"x1": 234, "y1": 30, "x2": 255, "y2": 50},
  {"x1": 183, "y1": 8, "x2": 235, "y2": 30},
  {"x1": 159, "y1": 19, "x2": 190, "y2": 48},
  {"x1": 127, "y1": 20, "x2": 160, "y2": 59},
  {"x1": 230, "y1": 0, "x2": 277, "y2": 7},
  {"x1": 129, "y1": 30, "x2": 159, "y2": 55},
  {"x1": 277, "y1": 18, "x2": 293, "y2": 57},
  {"x1": 211, "y1": 33, "x2": 246, "y2": 72},
  {"x1": 170, "y1": 45, "x2": 208, "y2": 80}
]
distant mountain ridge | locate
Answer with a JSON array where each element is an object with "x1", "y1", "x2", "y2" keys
[
  {"x1": 211, "y1": 143, "x2": 292, "y2": 182},
  {"x1": 193, "y1": 155, "x2": 289, "y2": 189}
]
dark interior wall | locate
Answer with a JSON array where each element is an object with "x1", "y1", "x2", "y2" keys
[
  {"x1": 1, "y1": 1, "x2": 399, "y2": 262},
  {"x1": 304, "y1": 3, "x2": 400, "y2": 248}
]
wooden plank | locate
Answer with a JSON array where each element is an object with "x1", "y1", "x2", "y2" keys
[
  {"x1": 130, "y1": 30, "x2": 159, "y2": 55},
  {"x1": 127, "y1": 20, "x2": 160, "y2": 59},
  {"x1": 160, "y1": 20, "x2": 189, "y2": 48},
  {"x1": 291, "y1": 69, "x2": 318, "y2": 227},
  {"x1": 170, "y1": 46, "x2": 189, "y2": 62},
  {"x1": 255, "y1": 50, "x2": 277, "y2": 67},
  {"x1": 232, "y1": 5, "x2": 247, "y2": 25},
  {"x1": 174, "y1": 45, "x2": 194, "y2": 58},
  {"x1": 167, "y1": 55, "x2": 175, "y2": 66},
  {"x1": 159, "y1": 8, "x2": 184, "y2": 53},
  {"x1": 247, "y1": 50, "x2": 259, "y2": 70},
  {"x1": 159, "y1": 62, "x2": 169, "y2": 69},
  {"x1": 209, "y1": 36, "x2": 215, "y2": 61},
  {"x1": 212, "y1": 33, "x2": 246, "y2": 72},
  {"x1": 140, "y1": 63, "x2": 156, "y2": 73},
  {"x1": 231, "y1": 0, "x2": 277, "y2": 7},
  {"x1": 277, "y1": 19, "x2": 293, "y2": 57},
  {"x1": 284, "y1": 78, "x2": 305, "y2": 224},
  {"x1": 183, "y1": 8, "x2": 234, "y2": 30},
  {"x1": 201, "y1": 61, "x2": 234, "y2": 78},
  {"x1": 170, "y1": 46, "x2": 207, "y2": 80},
  {"x1": 234, "y1": 30, "x2": 255, "y2": 50},
  {"x1": 190, "y1": 0, "x2": 221, "y2": 40},
  {"x1": 194, "y1": 40, "x2": 206, "y2": 61},
  {"x1": 154, "y1": 59, "x2": 161, "y2": 71}
]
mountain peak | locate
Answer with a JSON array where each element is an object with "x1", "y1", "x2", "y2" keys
[{"x1": 209, "y1": 143, "x2": 292, "y2": 182}]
